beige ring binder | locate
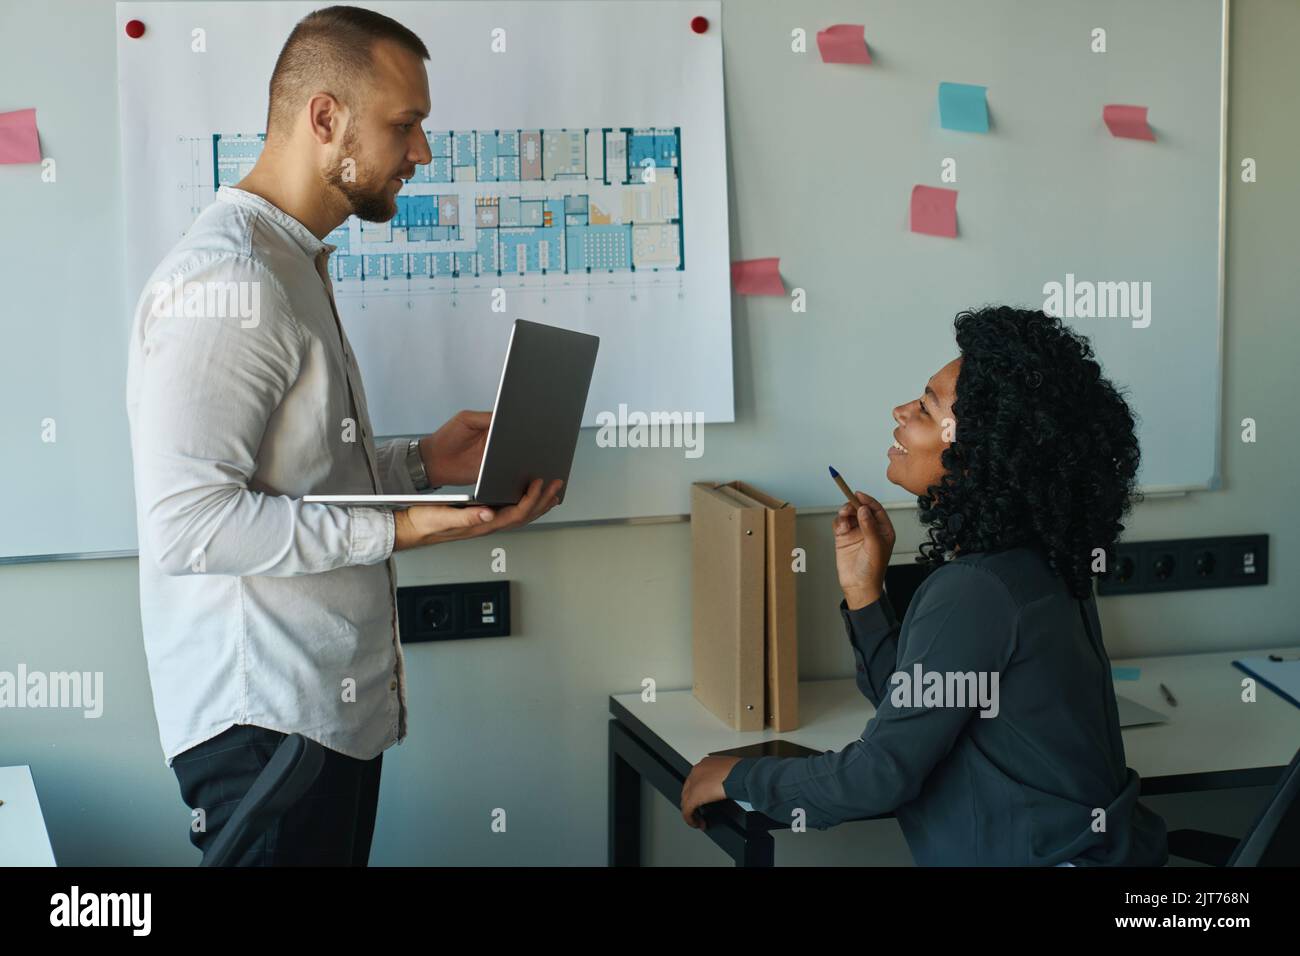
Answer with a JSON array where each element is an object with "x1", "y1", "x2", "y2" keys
[{"x1": 691, "y1": 481, "x2": 799, "y2": 731}]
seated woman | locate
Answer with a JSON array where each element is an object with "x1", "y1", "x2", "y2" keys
[{"x1": 680, "y1": 306, "x2": 1168, "y2": 866}]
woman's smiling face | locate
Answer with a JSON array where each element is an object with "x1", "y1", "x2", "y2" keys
[{"x1": 887, "y1": 357, "x2": 961, "y2": 496}]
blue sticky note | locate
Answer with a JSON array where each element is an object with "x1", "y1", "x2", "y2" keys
[
  {"x1": 1111, "y1": 666, "x2": 1141, "y2": 681},
  {"x1": 938, "y1": 82, "x2": 989, "y2": 133}
]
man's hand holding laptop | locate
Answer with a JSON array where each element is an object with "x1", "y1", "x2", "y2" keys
[
  {"x1": 393, "y1": 477, "x2": 563, "y2": 550},
  {"x1": 394, "y1": 408, "x2": 563, "y2": 551},
  {"x1": 415, "y1": 409, "x2": 492, "y2": 486}
]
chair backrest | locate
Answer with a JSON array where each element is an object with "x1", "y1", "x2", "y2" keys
[
  {"x1": 200, "y1": 733, "x2": 326, "y2": 867},
  {"x1": 884, "y1": 558, "x2": 931, "y2": 617},
  {"x1": 1229, "y1": 745, "x2": 1300, "y2": 866}
]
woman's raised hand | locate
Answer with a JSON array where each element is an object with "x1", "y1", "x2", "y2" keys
[{"x1": 833, "y1": 491, "x2": 896, "y2": 609}]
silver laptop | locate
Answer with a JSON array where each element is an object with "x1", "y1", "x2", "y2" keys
[
  {"x1": 1116, "y1": 695, "x2": 1170, "y2": 728},
  {"x1": 305, "y1": 319, "x2": 599, "y2": 508}
]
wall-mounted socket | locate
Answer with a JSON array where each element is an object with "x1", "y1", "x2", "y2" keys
[
  {"x1": 397, "y1": 580, "x2": 511, "y2": 643},
  {"x1": 1097, "y1": 535, "x2": 1267, "y2": 596}
]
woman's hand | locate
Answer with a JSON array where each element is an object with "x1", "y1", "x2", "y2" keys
[
  {"x1": 833, "y1": 491, "x2": 896, "y2": 609},
  {"x1": 680, "y1": 755, "x2": 741, "y2": 829}
]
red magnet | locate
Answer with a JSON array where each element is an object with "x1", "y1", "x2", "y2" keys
[
  {"x1": 690, "y1": 15, "x2": 708, "y2": 34},
  {"x1": 125, "y1": 19, "x2": 146, "y2": 39}
]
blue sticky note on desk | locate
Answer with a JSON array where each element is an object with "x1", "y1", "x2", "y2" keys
[
  {"x1": 1111, "y1": 666, "x2": 1141, "y2": 681},
  {"x1": 939, "y1": 82, "x2": 989, "y2": 133}
]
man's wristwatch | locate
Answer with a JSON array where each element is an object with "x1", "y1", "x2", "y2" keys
[{"x1": 406, "y1": 438, "x2": 433, "y2": 492}]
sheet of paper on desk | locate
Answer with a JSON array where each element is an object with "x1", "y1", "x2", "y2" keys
[{"x1": 1233, "y1": 657, "x2": 1300, "y2": 710}]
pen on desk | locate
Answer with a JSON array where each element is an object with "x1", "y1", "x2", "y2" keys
[
  {"x1": 828, "y1": 466, "x2": 859, "y2": 507},
  {"x1": 1159, "y1": 683, "x2": 1177, "y2": 707}
]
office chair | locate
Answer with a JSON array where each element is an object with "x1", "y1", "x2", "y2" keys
[
  {"x1": 200, "y1": 732, "x2": 325, "y2": 867},
  {"x1": 1166, "y1": 745, "x2": 1300, "y2": 866}
]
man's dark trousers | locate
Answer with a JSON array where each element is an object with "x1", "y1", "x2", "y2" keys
[{"x1": 172, "y1": 723, "x2": 383, "y2": 866}]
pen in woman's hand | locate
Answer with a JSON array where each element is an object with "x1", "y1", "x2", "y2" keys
[{"x1": 830, "y1": 470, "x2": 895, "y2": 608}]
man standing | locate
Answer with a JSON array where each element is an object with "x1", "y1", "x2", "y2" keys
[{"x1": 126, "y1": 6, "x2": 562, "y2": 865}]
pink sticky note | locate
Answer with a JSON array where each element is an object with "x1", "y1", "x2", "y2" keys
[
  {"x1": 0, "y1": 108, "x2": 41, "y2": 164},
  {"x1": 910, "y1": 186, "x2": 958, "y2": 238},
  {"x1": 1103, "y1": 104, "x2": 1155, "y2": 141},
  {"x1": 731, "y1": 257, "x2": 786, "y2": 296},
  {"x1": 816, "y1": 24, "x2": 871, "y2": 65}
]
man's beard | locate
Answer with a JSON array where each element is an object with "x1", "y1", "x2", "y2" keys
[{"x1": 325, "y1": 125, "x2": 397, "y2": 223}]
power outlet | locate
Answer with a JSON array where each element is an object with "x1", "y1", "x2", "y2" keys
[
  {"x1": 1097, "y1": 535, "x2": 1267, "y2": 596},
  {"x1": 397, "y1": 580, "x2": 511, "y2": 643}
]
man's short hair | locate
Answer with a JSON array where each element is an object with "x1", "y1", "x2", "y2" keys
[{"x1": 266, "y1": 5, "x2": 430, "y2": 136}]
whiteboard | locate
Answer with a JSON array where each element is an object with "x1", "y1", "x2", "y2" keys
[{"x1": 0, "y1": 0, "x2": 1227, "y2": 562}]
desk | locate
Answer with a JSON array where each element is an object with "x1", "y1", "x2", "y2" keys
[
  {"x1": 608, "y1": 645, "x2": 1300, "y2": 866},
  {"x1": 0, "y1": 765, "x2": 56, "y2": 866}
]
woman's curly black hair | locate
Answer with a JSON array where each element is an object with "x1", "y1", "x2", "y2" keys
[{"x1": 916, "y1": 306, "x2": 1142, "y2": 599}]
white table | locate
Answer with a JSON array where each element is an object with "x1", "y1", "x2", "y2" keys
[
  {"x1": 0, "y1": 766, "x2": 56, "y2": 866},
  {"x1": 608, "y1": 645, "x2": 1300, "y2": 865}
]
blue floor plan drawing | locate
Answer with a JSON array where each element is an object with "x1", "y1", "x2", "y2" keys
[{"x1": 213, "y1": 127, "x2": 684, "y2": 289}]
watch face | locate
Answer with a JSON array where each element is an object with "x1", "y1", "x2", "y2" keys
[{"x1": 407, "y1": 440, "x2": 430, "y2": 489}]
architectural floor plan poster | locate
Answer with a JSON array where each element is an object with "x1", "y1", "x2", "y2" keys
[{"x1": 117, "y1": 1, "x2": 733, "y2": 434}]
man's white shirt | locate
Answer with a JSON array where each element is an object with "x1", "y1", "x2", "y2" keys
[{"x1": 126, "y1": 186, "x2": 416, "y2": 766}]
